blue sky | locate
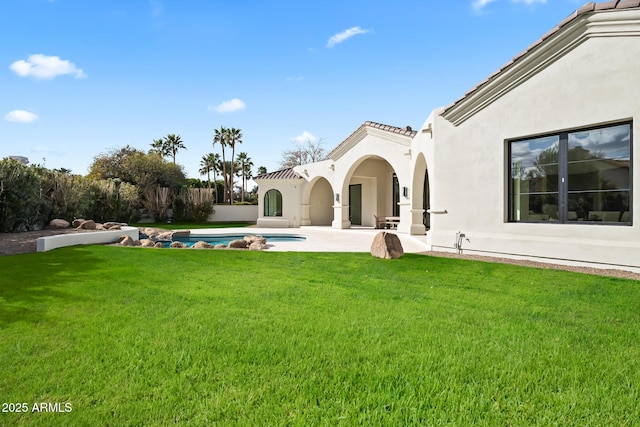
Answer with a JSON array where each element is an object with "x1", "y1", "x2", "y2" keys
[{"x1": 1, "y1": 0, "x2": 584, "y2": 178}]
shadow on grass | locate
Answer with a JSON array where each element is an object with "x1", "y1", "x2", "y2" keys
[{"x1": 0, "y1": 247, "x2": 102, "y2": 325}]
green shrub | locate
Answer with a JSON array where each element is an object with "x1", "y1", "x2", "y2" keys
[{"x1": 0, "y1": 159, "x2": 51, "y2": 232}]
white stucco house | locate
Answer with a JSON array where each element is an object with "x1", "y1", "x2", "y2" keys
[{"x1": 255, "y1": 1, "x2": 640, "y2": 272}]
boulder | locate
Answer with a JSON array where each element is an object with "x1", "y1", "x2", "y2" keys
[
  {"x1": 72, "y1": 219, "x2": 85, "y2": 228},
  {"x1": 154, "y1": 242, "x2": 165, "y2": 248},
  {"x1": 172, "y1": 230, "x2": 191, "y2": 238},
  {"x1": 104, "y1": 222, "x2": 127, "y2": 229},
  {"x1": 49, "y1": 219, "x2": 70, "y2": 229},
  {"x1": 156, "y1": 231, "x2": 174, "y2": 241},
  {"x1": 214, "y1": 244, "x2": 227, "y2": 249},
  {"x1": 244, "y1": 235, "x2": 267, "y2": 245},
  {"x1": 170, "y1": 241, "x2": 187, "y2": 248},
  {"x1": 140, "y1": 239, "x2": 156, "y2": 248},
  {"x1": 117, "y1": 235, "x2": 135, "y2": 246},
  {"x1": 249, "y1": 241, "x2": 266, "y2": 251},
  {"x1": 370, "y1": 232, "x2": 404, "y2": 259},
  {"x1": 96, "y1": 223, "x2": 106, "y2": 230},
  {"x1": 77, "y1": 220, "x2": 96, "y2": 230},
  {"x1": 229, "y1": 239, "x2": 249, "y2": 249},
  {"x1": 192, "y1": 241, "x2": 214, "y2": 249}
]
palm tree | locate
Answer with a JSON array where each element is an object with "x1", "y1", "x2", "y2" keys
[
  {"x1": 257, "y1": 166, "x2": 267, "y2": 176},
  {"x1": 150, "y1": 138, "x2": 168, "y2": 157},
  {"x1": 164, "y1": 134, "x2": 186, "y2": 164},
  {"x1": 199, "y1": 153, "x2": 217, "y2": 189},
  {"x1": 236, "y1": 152, "x2": 253, "y2": 203},
  {"x1": 213, "y1": 126, "x2": 228, "y2": 203},
  {"x1": 227, "y1": 127, "x2": 243, "y2": 204}
]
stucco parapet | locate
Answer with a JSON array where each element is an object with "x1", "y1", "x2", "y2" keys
[
  {"x1": 328, "y1": 121, "x2": 416, "y2": 161},
  {"x1": 441, "y1": 0, "x2": 640, "y2": 126},
  {"x1": 441, "y1": 2, "x2": 640, "y2": 126}
]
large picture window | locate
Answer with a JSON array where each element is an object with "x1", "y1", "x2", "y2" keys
[
  {"x1": 264, "y1": 189, "x2": 283, "y2": 217},
  {"x1": 509, "y1": 122, "x2": 632, "y2": 224}
]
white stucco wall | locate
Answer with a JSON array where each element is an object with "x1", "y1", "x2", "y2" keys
[
  {"x1": 430, "y1": 11, "x2": 640, "y2": 269},
  {"x1": 255, "y1": 178, "x2": 303, "y2": 227},
  {"x1": 208, "y1": 205, "x2": 258, "y2": 222}
]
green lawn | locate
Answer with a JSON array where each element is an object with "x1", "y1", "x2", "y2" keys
[{"x1": 1, "y1": 246, "x2": 639, "y2": 425}]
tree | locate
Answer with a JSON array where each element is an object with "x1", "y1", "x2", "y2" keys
[
  {"x1": 279, "y1": 137, "x2": 326, "y2": 169},
  {"x1": 164, "y1": 134, "x2": 186, "y2": 164},
  {"x1": 150, "y1": 138, "x2": 168, "y2": 157},
  {"x1": 227, "y1": 127, "x2": 243, "y2": 204},
  {"x1": 213, "y1": 126, "x2": 228, "y2": 203},
  {"x1": 88, "y1": 145, "x2": 186, "y2": 189},
  {"x1": 199, "y1": 153, "x2": 217, "y2": 189},
  {"x1": 236, "y1": 152, "x2": 253, "y2": 203},
  {"x1": 257, "y1": 166, "x2": 268, "y2": 176}
]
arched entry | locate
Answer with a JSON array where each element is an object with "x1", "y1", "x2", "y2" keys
[
  {"x1": 309, "y1": 177, "x2": 334, "y2": 225},
  {"x1": 341, "y1": 156, "x2": 399, "y2": 228},
  {"x1": 411, "y1": 153, "x2": 430, "y2": 234}
]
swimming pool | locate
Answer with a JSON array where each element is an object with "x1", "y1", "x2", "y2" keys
[{"x1": 167, "y1": 233, "x2": 306, "y2": 248}]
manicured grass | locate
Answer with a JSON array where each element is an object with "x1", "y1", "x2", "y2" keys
[
  {"x1": 131, "y1": 221, "x2": 254, "y2": 230},
  {"x1": 1, "y1": 247, "x2": 639, "y2": 425}
]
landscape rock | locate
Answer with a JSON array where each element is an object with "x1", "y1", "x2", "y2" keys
[
  {"x1": 104, "y1": 222, "x2": 127, "y2": 229},
  {"x1": 49, "y1": 219, "x2": 70, "y2": 229},
  {"x1": 229, "y1": 239, "x2": 249, "y2": 249},
  {"x1": 77, "y1": 220, "x2": 96, "y2": 230},
  {"x1": 172, "y1": 230, "x2": 191, "y2": 238},
  {"x1": 157, "y1": 231, "x2": 174, "y2": 241},
  {"x1": 140, "y1": 239, "x2": 156, "y2": 248},
  {"x1": 192, "y1": 241, "x2": 214, "y2": 249},
  {"x1": 214, "y1": 244, "x2": 227, "y2": 249},
  {"x1": 249, "y1": 241, "x2": 266, "y2": 251},
  {"x1": 154, "y1": 242, "x2": 165, "y2": 248},
  {"x1": 96, "y1": 223, "x2": 106, "y2": 230},
  {"x1": 370, "y1": 232, "x2": 404, "y2": 259},
  {"x1": 244, "y1": 235, "x2": 267, "y2": 245},
  {"x1": 170, "y1": 241, "x2": 187, "y2": 248},
  {"x1": 72, "y1": 219, "x2": 86, "y2": 228},
  {"x1": 117, "y1": 235, "x2": 135, "y2": 246}
]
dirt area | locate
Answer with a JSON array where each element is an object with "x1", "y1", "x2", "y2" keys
[
  {"x1": 1, "y1": 228, "x2": 638, "y2": 281},
  {"x1": 0, "y1": 228, "x2": 96, "y2": 256},
  {"x1": 422, "y1": 251, "x2": 640, "y2": 281}
]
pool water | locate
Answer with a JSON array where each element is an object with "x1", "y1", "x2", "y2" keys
[{"x1": 163, "y1": 234, "x2": 306, "y2": 248}]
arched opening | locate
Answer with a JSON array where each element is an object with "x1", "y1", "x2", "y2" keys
[
  {"x1": 411, "y1": 153, "x2": 429, "y2": 234},
  {"x1": 309, "y1": 178, "x2": 334, "y2": 225},
  {"x1": 264, "y1": 189, "x2": 282, "y2": 216},
  {"x1": 342, "y1": 156, "x2": 399, "y2": 228}
]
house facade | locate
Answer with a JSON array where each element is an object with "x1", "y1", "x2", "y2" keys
[{"x1": 255, "y1": 2, "x2": 640, "y2": 271}]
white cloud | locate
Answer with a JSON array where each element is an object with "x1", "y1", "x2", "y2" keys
[
  {"x1": 512, "y1": 0, "x2": 547, "y2": 4},
  {"x1": 472, "y1": 0, "x2": 498, "y2": 9},
  {"x1": 473, "y1": 0, "x2": 546, "y2": 10},
  {"x1": 293, "y1": 131, "x2": 318, "y2": 144},
  {"x1": 4, "y1": 110, "x2": 39, "y2": 123},
  {"x1": 10, "y1": 54, "x2": 86, "y2": 79},
  {"x1": 211, "y1": 98, "x2": 246, "y2": 113},
  {"x1": 326, "y1": 26, "x2": 370, "y2": 48}
]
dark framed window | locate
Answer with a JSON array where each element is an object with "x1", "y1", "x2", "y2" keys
[
  {"x1": 509, "y1": 122, "x2": 632, "y2": 224},
  {"x1": 392, "y1": 174, "x2": 400, "y2": 217},
  {"x1": 264, "y1": 189, "x2": 282, "y2": 217}
]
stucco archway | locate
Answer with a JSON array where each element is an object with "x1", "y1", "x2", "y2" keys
[
  {"x1": 410, "y1": 153, "x2": 429, "y2": 234},
  {"x1": 305, "y1": 177, "x2": 334, "y2": 226},
  {"x1": 338, "y1": 156, "x2": 400, "y2": 228}
]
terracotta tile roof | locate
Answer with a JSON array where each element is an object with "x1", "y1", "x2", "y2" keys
[
  {"x1": 327, "y1": 121, "x2": 417, "y2": 159},
  {"x1": 254, "y1": 167, "x2": 303, "y2": 180},
  {"x1": 442, "y1": 1, "x2": 640, "y2": 117}
]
